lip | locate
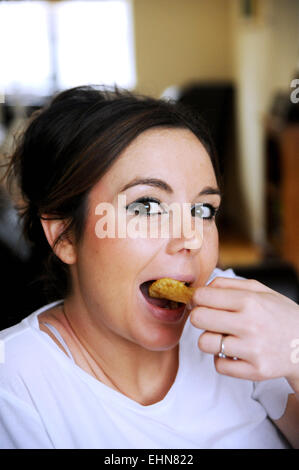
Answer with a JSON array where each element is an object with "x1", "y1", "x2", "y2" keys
[
  {"x1": 140, "y1": 291, "x2": 188, "y2": 323},
  {"x1": 138, "y1": 273, "x2": 195, "y2": 323}
]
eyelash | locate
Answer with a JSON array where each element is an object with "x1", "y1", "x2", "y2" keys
[{"x1": 126, "y1": 197, "x2": 219, "y2": 220}]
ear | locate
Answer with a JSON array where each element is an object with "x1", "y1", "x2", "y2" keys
[{"x1": 40, "y1": 216, "x2": 77, "y2": 265}]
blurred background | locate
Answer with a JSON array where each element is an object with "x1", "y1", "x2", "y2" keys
[{"x1": 0, "y1": 0, "x2": 298, "y2": 329}]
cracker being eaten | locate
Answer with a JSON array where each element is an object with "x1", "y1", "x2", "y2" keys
[{"x1": 149, "y1": 278, "x2": 195, "y2": 304}]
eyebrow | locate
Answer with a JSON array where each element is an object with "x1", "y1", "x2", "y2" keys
[{"x1": 119, "y1": 177, "x2": 221, "y2": 197}]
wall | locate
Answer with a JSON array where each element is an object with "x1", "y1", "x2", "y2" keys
[
  {"x1": 133, "y1": 0, "x2": 233, "y2": 97},
  {"x1": 267, "y1": 0, "x2": 299, "y2": 93},
  {"x1": 230, "y1": 0, "x2": 299, "y2": 243}
]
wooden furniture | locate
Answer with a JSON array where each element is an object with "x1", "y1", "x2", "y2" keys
[{"x1": 265, "y1": 119, "x2": 299, "y2": 274}]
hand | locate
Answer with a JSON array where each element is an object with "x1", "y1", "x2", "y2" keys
[{"x1": 189, "y1": 277, "x2": 299, "y2": 386}]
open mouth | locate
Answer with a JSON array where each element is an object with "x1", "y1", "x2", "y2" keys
[{"x1": 139, "y1": 280, "x2": 188, "y2": 311}]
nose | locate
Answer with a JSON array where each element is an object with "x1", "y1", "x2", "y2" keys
[{"x1": 165, "y1": 204, "x2": 203, "y2": 255}]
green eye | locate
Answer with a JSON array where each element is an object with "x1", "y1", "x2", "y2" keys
[
  {"x1": 191, "y1": 203, "x2": 217, "y2": 220},
  {"x1": 126, "y1": 198, "x2": 166, "y2": 216},
  {"x1": 126, "y1": 199, "x2": 218, "y2": 219}
]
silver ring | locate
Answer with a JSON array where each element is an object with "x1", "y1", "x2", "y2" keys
[
  {"x1": 218, "y1": 335, "x2": 226, "y2": 358},
  {"x1": 218, "y1": 335, "x2": 238, "y2": 360}
]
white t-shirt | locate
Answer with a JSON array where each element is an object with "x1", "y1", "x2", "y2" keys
[{"x1": 0, "y1": 268, "x2": 294, "y2": 449}]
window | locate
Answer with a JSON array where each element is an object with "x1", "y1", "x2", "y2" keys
[{"x1": 0, "y1": 0, "x2": 136, "y2": 100}]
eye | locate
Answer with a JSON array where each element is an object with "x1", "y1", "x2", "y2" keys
[
  {"x1": 191, "y1": 203, "x2": 218, "y2": 220},
  {"x1": 126, "y1": 197, "x2": 167, "y2": 217}
]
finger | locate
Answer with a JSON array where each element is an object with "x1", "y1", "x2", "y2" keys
[
  {"x1": 190, "y1": 306, "x2": 244, "y2": 335},
  {"x1": 214, "y1": 356, "x2": 262, "y2": 381},
  {"x1": 208, "y1": 276, "x2": 275, "y2": 294},
  {"x1": 197, "y1": 331, "x2": 248, "y2": 360},
  {"x1": 191, "y1": 285, "x2": 254, "y2": 311}
]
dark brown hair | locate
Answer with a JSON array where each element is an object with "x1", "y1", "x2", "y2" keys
[{"x1": 5, "y1": 85, "x2": 220, "y2": 300}]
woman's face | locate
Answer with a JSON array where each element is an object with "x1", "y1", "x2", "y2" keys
[{"x1": 71, "y1": 128, "x2": 221, "y2": 351}]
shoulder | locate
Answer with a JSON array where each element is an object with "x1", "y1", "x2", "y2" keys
[
  {"x1": 0, "y1": 301, "x2": 63, "y2": 404},
  {"x1": 0, "y1": 300, "x2": 62, "y2": 360},
  {"x1": 206, "y1": 267, "x2": 244, "y2": 284},
  {"x1": 0, "y1": 320, "x2": 39, "y2": 406},
  {"x1": 0, "y1": 315, "x2": 36, "y2": 365}
]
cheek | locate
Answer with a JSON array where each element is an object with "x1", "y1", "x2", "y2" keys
[
  {"x1": 77, "y1": 223, "x2": 161, "y2": 293},
  {"x1": 197, "y1": 223, "x2": 219, "y2": 281},
  {"x1": 74, "y1": 237, "x2": 137, "y2": 314},
  {"x1": 204, "y1": 222, "x2": 219, "y2": 258},
  {"x1": 75, "y1": 235, "x2": 165, "y2": 322}
]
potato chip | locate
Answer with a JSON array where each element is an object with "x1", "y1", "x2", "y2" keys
[{"x1": 149, "y1": 278, "x2": 195, "y2": 304}]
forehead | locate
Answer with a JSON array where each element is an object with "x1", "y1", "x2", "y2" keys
[
  {"x1": 111, "y1": 127, "x2": 215, "y2": 178},
  {"x1": 90, "y1": 127, "x2": 217, "y2": 201}
]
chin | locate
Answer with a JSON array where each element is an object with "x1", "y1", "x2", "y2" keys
[{"x1": 132, "y1": 314, "x2": 189, "y2": 352}]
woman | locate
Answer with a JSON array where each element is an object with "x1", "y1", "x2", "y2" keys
[{"x1": 0, "y1": 86, "x2": 298, "y2": 449}]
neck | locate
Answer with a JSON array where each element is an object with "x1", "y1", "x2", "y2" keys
[{"x1": 57, "y1": 297, "x2": 179, "y2": 406}]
